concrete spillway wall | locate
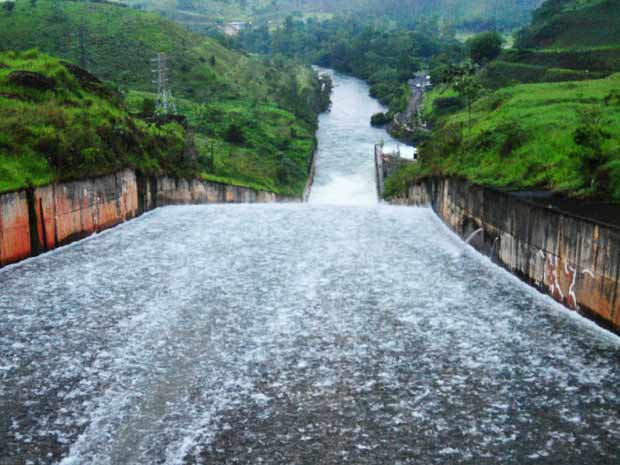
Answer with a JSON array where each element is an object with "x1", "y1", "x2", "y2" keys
[
  {"x1": 0, "y1": 169, "x2": 297, "y2": 268},
  {"x1": 396, "y1": 177, "x2": 620, "y2": 332}
]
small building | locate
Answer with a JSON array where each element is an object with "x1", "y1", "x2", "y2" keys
[{"x1": 223, "y1": 21, "x2": 250, "y2": 36}]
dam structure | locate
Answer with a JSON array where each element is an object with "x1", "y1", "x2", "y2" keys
[{"x1": 1, "y1": 70, "x2": 619, "y2": 465}]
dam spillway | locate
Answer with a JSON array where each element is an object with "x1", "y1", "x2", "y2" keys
[{"x1": 1, "y1": 70, "x2": 620, "y2": 465}]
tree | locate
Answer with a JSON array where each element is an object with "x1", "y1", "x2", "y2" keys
[
  {"x1": 454, "y1": 74, "x2": 483, "y2": 127},
  {"x1": 2, "y1": 1, "x2": 15, "y2": 15},
  {"x1": 467, "y1": 31, "x2": 503, "y2": 65}
]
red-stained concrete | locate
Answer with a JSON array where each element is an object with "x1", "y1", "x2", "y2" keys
[
  {"x1": 0, "y1": 191, "x2": 32, "y2": 266},
  {"x1": 0, "y1": 169, "x2": 296, "y2": 269}
]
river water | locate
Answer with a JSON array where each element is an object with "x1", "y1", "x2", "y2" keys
[{"x1": 1, "y1": 70, "x2": 620, "y2": 465}]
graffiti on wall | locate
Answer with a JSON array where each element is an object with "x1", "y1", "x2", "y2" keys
[{"x1": 540, "y1": 251, "x2": 580, "y2": 310}]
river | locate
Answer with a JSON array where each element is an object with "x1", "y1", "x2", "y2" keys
[{"x1": 1, "y1": 70, "x2": 620, "y2": 465}]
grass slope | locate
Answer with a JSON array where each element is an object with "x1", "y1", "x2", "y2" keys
[
  {"x1": 0, "y1": 50, "x2": 187, "y2": 193},
  {"x1": 386, "y1": 75, "x2": 620, "y2": 200}
]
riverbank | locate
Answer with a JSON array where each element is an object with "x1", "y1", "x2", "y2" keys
[
  {"x1": 0, "y1": 170, "x2": 301, "y2": 268},
  {"x1": 385, "y1": 73, "x2": 430, "y2": 144},
  {"x1": 389, "y1": 176, "x2": 620, "y2": 333}
]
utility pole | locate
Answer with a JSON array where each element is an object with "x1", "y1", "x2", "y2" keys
[{"x1": 151, "y1": 53, "x2": 176, "y2": 115}]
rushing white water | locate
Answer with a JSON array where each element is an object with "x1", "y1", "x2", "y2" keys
[
  {"x1": 309, "y1": 68, "x2": 406, "y2": 206},
  {"x1": 1, "y1": 70, "x2": 620, "y2": 465}
]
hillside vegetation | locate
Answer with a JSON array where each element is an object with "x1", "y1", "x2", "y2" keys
[
  {"x1": 384, "y1": 0, "x2": 620, "y2": 202},
  {"x1": 515, "y1": 0, "x2": 620, "y2": 49},
  {"x1": 0, "y1": 0, "x2": 328, "y2": 196},
  {"x1": 236, "y1": 15, "x2": 464, "y2": 122},
  {"x1": 0, "y1": 0, "x2": 320, "y2": 116},
  {"x1": 386, "y1": 75, "x2": 620, "y2": 200},
  {"x1": 464, "y1": 0, "x2": 620, "y2": 89},
  {"x1": 126, "y1": 0, "x2": 544, "y2": 31},
  {"x1": 0, "y1": 50, "x2": 188, "y2": 193}
]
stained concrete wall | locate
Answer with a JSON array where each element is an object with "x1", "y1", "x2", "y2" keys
[
  {"x1": 397, "y1": 177, "x2": 620, "y2": 332},
  {"x1": 0, "y1": 170, "x2": 298, "y2": 268}
]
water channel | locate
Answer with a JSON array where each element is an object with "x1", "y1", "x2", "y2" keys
[{"x1": 1, "y1": 70, "x2": 619, "y2": 465}]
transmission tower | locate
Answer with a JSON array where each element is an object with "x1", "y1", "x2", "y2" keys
[{"x1": 151, "y1": 53, "x2": 176, "y2": 114}]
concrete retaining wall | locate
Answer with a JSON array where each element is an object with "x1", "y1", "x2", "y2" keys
[
  {"x1": 397, "y1": 177, "x2": 620, "y2": 332},
  {"x1": 0, "y1": 170, "x2": 298, "y2": 268}
]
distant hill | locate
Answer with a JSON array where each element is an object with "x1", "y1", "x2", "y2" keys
[
  {"x1": 0, "y1": 0, "x2": 316, "y2": 113},
  {"x1": 126, "y1": 0, "x2": 544, "y2": 31},
  {"x1": 515, "y1": 0, "x2": 620, "y2": 49}
]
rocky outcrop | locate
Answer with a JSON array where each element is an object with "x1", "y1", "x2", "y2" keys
[
  {"x1": 0, "y1": 170, "x2": 298, "y2": 268},
  {"x1": 397, "y1": 177, "x2": 620, "y2": 332},
  {"x1": 8, "y1": 71, "x2": 56, "y2": 91}
]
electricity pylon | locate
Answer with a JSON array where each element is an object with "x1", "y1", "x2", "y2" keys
[{"x1": 151, "y1": 53, "x2": 176, "y2": 115}]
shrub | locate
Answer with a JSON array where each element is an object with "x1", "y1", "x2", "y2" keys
[
  {"x1": 371, "y1": 112, "x2": 390, "y2": 127},
  {"x1": 3, "y1": 2, "x2": 15, "y2": 15},
  {"x1": 224, "y1": 122, "x2": 245, "y2": 144},
  {"x1": 410, "y1": 128, "x2": 431, "y2": 145},
  {"x1": 467, "y1": 32, "x2": 503, "y2": 65},
  {"x1": 432, "y1": 96, "x2": 465, "y2": 116},
  {"x1": 498, "y1": 123, "x2": 527, "y2": 158},
  {"x1": 604, "y1": 90, "x2": 620, "y2": 107},
  {"x1": 141, "y1": 98, "x2": 156, "y2": 117},
  {"x1": 276, "y1": 154, "x2": 303, "y2": 184}
]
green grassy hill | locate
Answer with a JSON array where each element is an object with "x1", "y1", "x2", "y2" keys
[
  {"x1": 0, "y1": 50, "x2": 188, "y2": 193},
  {"x1": 386, "y1": 0, "x2": 620, "y2": 202},
  {"x1": 0, "y1": 0, "x2": 323, "y2": 116},
  {"x1": 0, "y1": 1, "x2": 328, "y2": 196},
  {"x1": 515, "y1": 0, "x2": 620, "y2": 49},
  {"x1": 386, "y1": 75, "x2": 620, "y2": 200}
]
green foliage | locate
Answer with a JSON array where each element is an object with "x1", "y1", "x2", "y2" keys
[
  {"x1": 467, "y1": 32, "x2": 504, "y2": 65},
  {"x1": 383, "y1": 162, "x2": 425, "y2": 199},
  {"x1": 125, "y1": 0, "x2": 543, "y2": 31},
  {"x1": 126, "y1": 91, "x2": 318, "y2": 196},
  {"x1": 0, "y1": 50, "x2": 190, "y2": 193},
  {"x1": 0, "y1": 0, "x2": 321, "y2": 119},
  {"x1": 236, "y1": 16, "x2": 452, "y2": 114},
  {"x1": 141, "y1": 98, "x2": 156, "y2": 117},
  {"x1": 224, "y1": 123, "x2": 245, "y2": 144},
  {"x1": 3, "y1": 1, "x2": 15, "y2": 15},
  {"x1": 453, "y1": 74, "x2": 484, "y2": 125},
  {"x1": 432, "y1": 96, "x2": 466, "y2": 116},
  {"x1": 502, "y1": 47, "x2": 620, "y2": 73},
  {"x1": 481, "y1": 55, "x2": 611, "y2": 89},
  {"x1": 604, "y1": 90, "x2": 620, "y2": 106},
  {"x1": 371, "y1": 112, "x2": 390, "y2": 127},
  {"x1": 0, "y1": 1, "x2": 328, "y2": 196},
  {"x1": 515, "y1": 0, "x2": 620, "y2": 49},
  {"x1": 572, "y1": 109, "x2": 612, "y2": 192},
  {"x1": 389, "y1": 74, "x2": 620, "y2": 200}
]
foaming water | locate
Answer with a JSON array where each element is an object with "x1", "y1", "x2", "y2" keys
[
  {"x1": 309, "y1": 68, "x2": 395, "y2": 205},
  {"x1": 1, "y1": 71, "x2": 620, "y2": 465}
]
